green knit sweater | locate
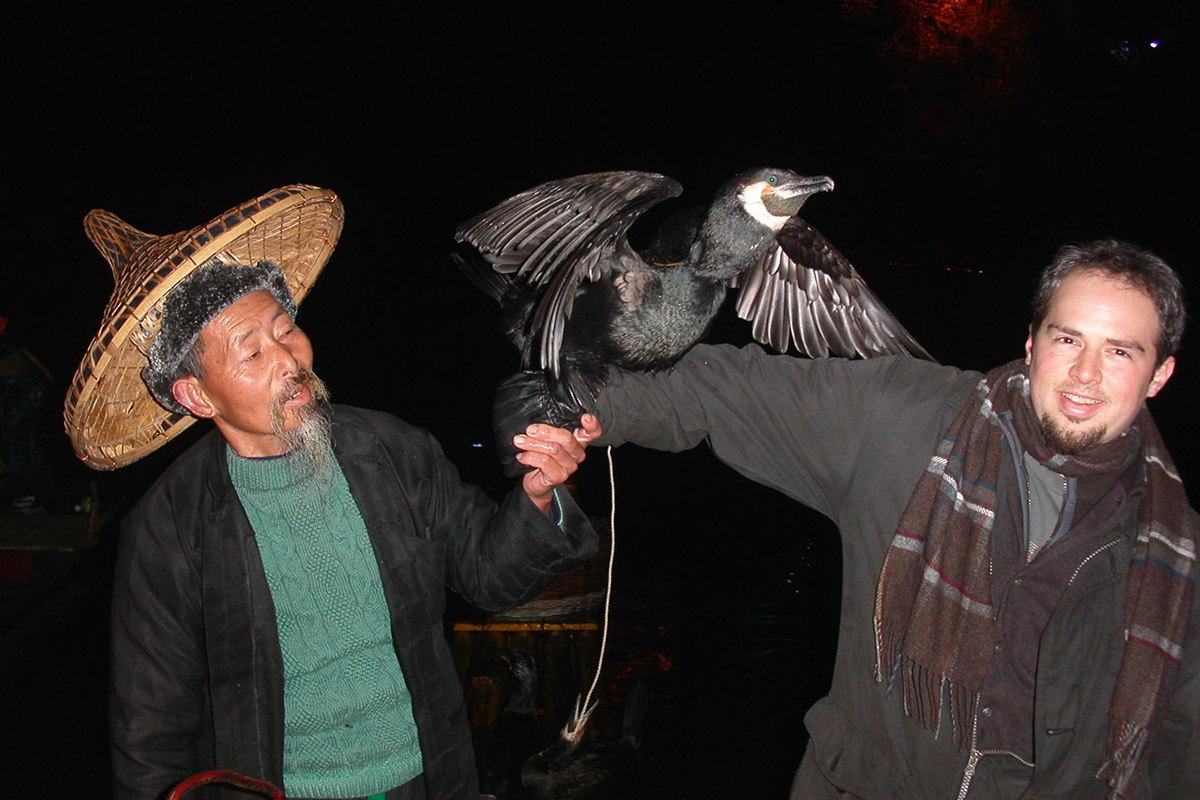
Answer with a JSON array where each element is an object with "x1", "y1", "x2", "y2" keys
[{"x1": 227, "y1": 448, "x2": 423, "y2": 798}]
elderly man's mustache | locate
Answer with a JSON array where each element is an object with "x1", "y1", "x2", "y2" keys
[{"x1": 270, "y1": 369, "x2": 331, "y2": 418}]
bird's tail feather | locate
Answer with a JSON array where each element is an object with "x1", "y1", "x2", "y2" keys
[{"x1": 857, "y1": 282, "x2": 936, "y2": 362}]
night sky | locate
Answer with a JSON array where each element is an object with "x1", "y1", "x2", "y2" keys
[
  {"x1": 4, "y1": 1, "x2": 1199, "y2": 795},
  {"x1": 9, "y1": 2, "x2": 1197, "y2": 488}
]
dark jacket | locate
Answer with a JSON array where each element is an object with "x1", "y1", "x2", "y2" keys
[
  {"x1": 591, "y1": 344, "x2": 1199, "y2": 799},
  {"x1": 109, "y1": 405, "x2": 598, "y2": 800}
]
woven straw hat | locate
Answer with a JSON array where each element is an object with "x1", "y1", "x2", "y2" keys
[{"x1": 64, "y1": 184, "x2": 344, "y2": 470}]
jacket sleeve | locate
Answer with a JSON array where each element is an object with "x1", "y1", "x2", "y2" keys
[
  {"x1": 109, "y1": 482, "x2": 208, "y2": 800},
  {"x1": 589, "y1": 343, "x2": 958, "y2": 520},
  {"x1": 380, "y1": 419, "x2": 599, "y2": 614}
]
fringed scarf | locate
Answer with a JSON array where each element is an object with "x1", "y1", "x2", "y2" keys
[{"x1": 873, "y1": 359, "x2": 1196, "y2": 799}]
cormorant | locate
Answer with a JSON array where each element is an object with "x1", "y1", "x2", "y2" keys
[
  {"x1": 520, "y1": 679, "x2": 649, "y2": 800},
  {"x1": 480, "y1": 648, "x2": 542, "y2": 800},
  {"x1": 455, "y1": 168, "x2": 932, "y2": 411}
]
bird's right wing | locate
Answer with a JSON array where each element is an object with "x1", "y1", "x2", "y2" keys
[
  {"x1": 455, "y1": 172, "x2": 682, "y2": 376},
  {"x1": 733, "y1": 218, "x2": 934, "y2": 360}
]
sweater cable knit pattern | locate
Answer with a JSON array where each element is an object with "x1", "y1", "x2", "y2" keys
[{"x1": 227, "y1": 447, "x2": 423, "y2": 798}]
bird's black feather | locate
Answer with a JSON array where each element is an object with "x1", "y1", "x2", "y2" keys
[{"x1": 460, "y1": 168, "x2": 933, "y2": 468}]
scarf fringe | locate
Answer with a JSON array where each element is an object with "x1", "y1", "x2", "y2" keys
[
  {"x1": 881, "y1": 654, "x2": 976, "y2": 752},
  {"x1": 1096, "y1": 721, "x2": 1149, "y2": 800}
]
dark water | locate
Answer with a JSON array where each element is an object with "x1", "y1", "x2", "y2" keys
[
  {"x1": 572, "y1": 447, "x2": 841, "y2": 798},
  {"x1": 0, "y1": 543, "x2": 113, "y2": 798}
]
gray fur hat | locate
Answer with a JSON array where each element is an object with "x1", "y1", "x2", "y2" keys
[{"x1": 142, "y1": 261, "x2": 298, "y2": 415}]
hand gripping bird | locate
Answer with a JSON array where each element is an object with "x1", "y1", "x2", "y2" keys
[{"x1": 455, "y1": 168, "x2": 931, "y2": 416}]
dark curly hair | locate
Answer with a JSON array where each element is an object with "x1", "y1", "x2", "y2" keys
[{"x1": 1030, "y1": 238, "x2": 1187, "y2": 365}]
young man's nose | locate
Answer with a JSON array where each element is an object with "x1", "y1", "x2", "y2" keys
[{"x1": 1068, "y1": 348, "x2": 1102, "y2": 384}]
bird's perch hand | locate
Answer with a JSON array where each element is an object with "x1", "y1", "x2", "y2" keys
[{"x1": 515, "y1": 415, "x2": 602, "y2": 515}]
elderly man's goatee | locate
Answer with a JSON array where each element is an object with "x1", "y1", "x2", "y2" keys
[{"x1": 271, "y1": 369, "x2": 333, "y2": 478}]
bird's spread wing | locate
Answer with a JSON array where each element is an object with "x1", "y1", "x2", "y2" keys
[
  {"x1": 733, "y1": 218, "x2": 934, "y2": 360},
  {"x1": 456, "y1": 172, "x2": 682, "y2": 375}
]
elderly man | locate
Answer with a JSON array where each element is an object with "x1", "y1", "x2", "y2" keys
[
  {"x1": 109, "y1": 260, "x2": 599, "y2": 800},
  {"x1": 519, "y1": 238, "x2": 1197, "y2": 798},
  {"x1": 69, "y1": 187, "x2": 599, "y2": 800}
]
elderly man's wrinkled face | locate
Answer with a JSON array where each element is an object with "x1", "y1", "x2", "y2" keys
[
  {"x1": 1025, "y1": 270, "x2": 1175, "y2": 454},
  {"x1": 172, "y1": 290, "x2": 321, "y2": 457}
]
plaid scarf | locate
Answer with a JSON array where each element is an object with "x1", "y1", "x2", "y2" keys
[{"x1": 873, "y1": 359, "x2": 1196, "y2": 799}]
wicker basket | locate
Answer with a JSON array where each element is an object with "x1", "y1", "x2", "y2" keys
[{"x1": 493, "y1": 528, "x2": 611, "y2": 621}]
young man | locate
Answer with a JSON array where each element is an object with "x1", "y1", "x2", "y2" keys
[{"x1": 533, "y1": 238, "x2": 1197, "y2": 798}]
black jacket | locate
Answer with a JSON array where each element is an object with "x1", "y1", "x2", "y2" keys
[
  {"x1": 592, "y1": 345, "x2": 1199, "y2": 799},
  {"x1": 109, "y1": 405, "x2": 598, "y2": 800}
]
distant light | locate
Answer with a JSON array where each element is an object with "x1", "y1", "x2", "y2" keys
[
  {"x1": 1150, "y1": 41, "x2": 1159, "y2": 48},
  {"x1": 472, "y1": 442, "x2": 484, "y2": 448}
]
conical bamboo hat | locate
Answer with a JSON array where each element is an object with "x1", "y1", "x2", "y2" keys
[{"x1": 64, "y1": 184, "x2": 344, "y2": 470}]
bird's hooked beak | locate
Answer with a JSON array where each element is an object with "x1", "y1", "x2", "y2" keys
[
  {"x1": 762, "y1": 175, "x2": 835, "y2": 218},
  {"x1": 561, "y1": 695, "x2": 599, "y2": 746}
]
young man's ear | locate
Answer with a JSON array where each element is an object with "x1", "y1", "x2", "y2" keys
[
  {"x1": 172, "y1": 376, "x2": 215, "y2": 419},
  {"x1": 1146, "y1": 356, "x2": 1176, "y2": 399}
]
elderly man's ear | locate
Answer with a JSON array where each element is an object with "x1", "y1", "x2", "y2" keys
[{"x1": 172, "y1": 377, "x2": 216, "y2": 419}]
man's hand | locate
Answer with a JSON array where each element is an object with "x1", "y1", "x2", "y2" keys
[
  {"x1": 514, "y1": 414, "x2": 603, "y2": 515},
  {"x1": 493, "y1": 370, "x2": 588, "y2": 478}
]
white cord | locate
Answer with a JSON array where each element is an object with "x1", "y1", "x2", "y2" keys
[{"x1": 577, "y1": 444, "x2": 616, "y2": 720}]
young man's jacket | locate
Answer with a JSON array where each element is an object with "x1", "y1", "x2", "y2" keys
[
  {"x1": 109, "y1": 405, "x2": 598, "y2": 800},
  {"x1": 589, "y1": 344, "x2": 1198, "y2": 799}
]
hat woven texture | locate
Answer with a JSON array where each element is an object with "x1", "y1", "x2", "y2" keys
[{"x1": 64, "y1": 184, "x2": 344, "y2": 470}]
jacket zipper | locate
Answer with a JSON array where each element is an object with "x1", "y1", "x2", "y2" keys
[
  {"x1": 955, "y1": 704, "x2": 984, "y2": 800},
  {"x1": 956, "y1": 539, "x2": 1121, "y2": 798},
  {"x1": 1068, "y1": 539, "x2": 1120, "y2": 586},
  {"x1": 955, "y1": 709, "x2": 1037, "y2": 800},
  {"x1": 1026, "y1": 472, "x2": 1069, "y2": 562}
]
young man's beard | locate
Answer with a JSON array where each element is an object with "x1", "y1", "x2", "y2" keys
[
  {"x1": 270, "y1": 369, "x2": 333, "y2": 478},
  {"x1": 1038, "y1": 411, "x2": 1107, "y2": 456}
]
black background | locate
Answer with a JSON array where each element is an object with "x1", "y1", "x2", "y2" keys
[{"x1": 3, "y1": 2, "x2": 1197, "y2": 797}]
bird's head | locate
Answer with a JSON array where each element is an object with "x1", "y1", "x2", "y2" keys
[
  {"x1": 496, "y1": 647, "x2": 538, "y2": 688},
  {"x1": 731, "y1": 168, "x2": 835, "y2": 231}
]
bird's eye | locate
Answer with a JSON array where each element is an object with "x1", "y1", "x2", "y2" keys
[{"x1": 766, "y1": 174, "x2": 779, "y2": 185}]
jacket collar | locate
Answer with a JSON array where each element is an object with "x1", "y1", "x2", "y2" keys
[{"x1": 199, "y1": 405, "x2": 380, "y2": 520}]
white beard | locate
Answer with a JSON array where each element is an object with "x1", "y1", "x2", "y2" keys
[{"x1": 270, "y1": 370, "x2": 333, "y2": 480}]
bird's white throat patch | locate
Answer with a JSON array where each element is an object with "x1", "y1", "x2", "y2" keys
[{"x1": 738, "y1": 182, "x2": 790, "y2": 230}]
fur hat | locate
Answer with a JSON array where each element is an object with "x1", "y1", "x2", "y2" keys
[
  {"x1": 64, "y1": 185, "x2": 343, "y2": 470},
  {"x1": 142, "y1": 260, "x2": 298, "y2": 415}
]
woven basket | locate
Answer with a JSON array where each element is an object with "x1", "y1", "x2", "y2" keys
[{"x1": 493, "y1": 530, "x2": 611, "y2": 621}]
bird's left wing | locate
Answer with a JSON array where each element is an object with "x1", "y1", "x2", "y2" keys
[
  {"x1": 456, "y1": 171, "x2": 682, "y2": 375},
  {"x1": 733, "y1": 218, "x2": 934, "y2": 360}
]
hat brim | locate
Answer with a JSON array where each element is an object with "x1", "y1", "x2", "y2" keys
[{"x1": 64, "y1": 185, "x2": 344, "y2": 470}]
